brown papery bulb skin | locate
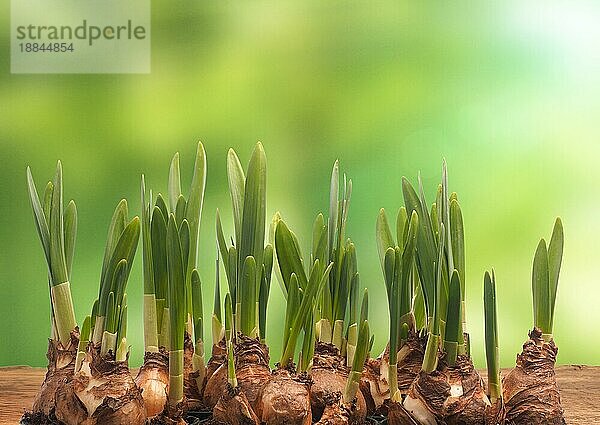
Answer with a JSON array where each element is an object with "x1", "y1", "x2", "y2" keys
[
  {"x1": 57, "y1": 344, "x2": 146, "y2": 425},
  {"x1": 503, "y1": 328, "x2": 566, "y2": 425},
  {"x1": 28, "y1": 329, "x2": 79, "y2": 420},
  {"x1": 387, "y1": 400, "x2": 419, "y2": 425},
  {"x1": 443, "y1": 355, "x2": 488, "y2": 424},
  {"x1": 203, "y1": 333, "x2": 270, "y2": 417},
  {"x1": 403, "y1": 354, "x2": 489, "y2": 425},
  {"x1": 360, "y1": 357, "x2": 385, "y2": 415},
  {"x1": 135, "y1": 349, "x2": 169, "y2": 418},
  {"x1": 213, "y1": 384, "x2": 260, "y2": 425},
  {"x1": 183, "y1": 332, "x2": 203, "y2": 411},
  {"x1": 310, "y1": 342, "x2": 366, "y2": 422},
  {"x1": 314, "y1": 392, "x2": 366, "y2": 425},
  {"x1": 204, "y1": 338, "x2": 226, "y2": 386},
  {"x1": 314, "y1": 402, "x2": 350, "y2": 425},
  {"x1": 484, "y1": 399, "x2": 505, "y2": 425},
  {"x1": 361, "y1": 331, "x2": 426, "y2": 415},
  {"x1": 259, "y1": 365, "x2": 312, "y2": 425}
]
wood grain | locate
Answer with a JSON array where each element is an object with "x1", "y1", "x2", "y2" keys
[{"x1": 1, "y1": 365, "x2": 598, "y2": 424}]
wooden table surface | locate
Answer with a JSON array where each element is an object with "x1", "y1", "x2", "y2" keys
[{"x1": 1, "y1": 365, "x2": 598, "y2": 424}]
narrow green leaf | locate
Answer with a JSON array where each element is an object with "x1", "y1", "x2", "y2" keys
[
  {"x1": 175, "y1": 195, "x2": 187, "y2": 226},
  {"x1": 49, "y1": 161, "x2": 68, "y2": 285},
  {"x1": 227, "y1": 148, "x2": 246, "y2": 247},
  {"x1": 141, "y1": 176, "x2": 155, "y2": 295},
  {"x1": 283, "y1": 273, "x2": 300, "y2": 351},
  {"x1": 239, "y1": 143, "x2": 267, "y2": 289},
  {"x1": 359, "y1": 288, "x2": 368, "y2": 326},
  {"x1": 106, "y1": 291, "x2": 116, "y2": 333},
  {"x1": 167, "y1": 214, "x2": 186, "y2": 351},
  {"x1": 185, "y1": 142, "x2": 207, "y2": 272},
  {"x1": 275, "y1": 220, "x2": 308, "y2": 290},
  {"x1": 402, "y1": 176, "x2": 437, "y2": 318},
  {"x1": 168, "y1": 153, "x2": 182, "y2": 213},
  {"x1": 64, "y1": 201, "x2": 77, "y2": 279},
  {"x1": 328, "y1": 160, "x2": 340, "y2": 257},
  {"x1": 396, "y1": 207, "x2": 408, "y2": 248},
  {"x1": 259, "y1": 244, "x2": 273, "y2": 340},
  {"x1": 450, "y1": 199, "x2": 465, "y2": 297},
  {"x1": 155, "y1": 193, "x2": 169, "y2": 220},
  {"x1": 281, "y1": 260, "x2": 333, "y2": 366},
  {"x1": 240, "y1": 256, "x2": 257, "y2": 336},
  {"x1": 445, "y1": 270, "x2": 461, "y2": 344},
  {"x1": 213, "y1": 253, "x2": 222, "y2": 320},
  {"x1": 441, "y1": 161, "x2": 454, "y2": 274},
  {"x1": 100, "y1": 199, "x2": 128, "y2": 290},
  {"x1": 26, "y1": 167, "x2": 52, "y2": 271},
  {"x1": 215, "y1": 209, "x2": 229, "y2": 272},
  {"x1": 376, "y1": 208, "x2": 395, "y2": 273},
  {"x1": 111, "y1": 259, "x2": 129, "y2": 316},
  {"x1": 227, "y1": 246, "x2": 238, "y2": 306},
  {"x1": 80, "y1": 315, "x2": 91, "y2": 343},
  {"x1": 312, "y1": 213, "x2": 326, "y2": 264},
  {"x1": 547, "y1": 218, "x2": 563, "y2": 329},
  {"x1": 432, "y1": 223, "x2": 445, "y2": 336},
  {"x1": 180, "y1": 219, "x2": 190, "y2": 275},
  {"x1": 484, "y1": 270, "x2": 501, "y2": 401},
  {"x1": 192, "y1": 269, "x2": 203, "y2": 341},
  {"x1": 532, "y1": 239, "x2": 550, "y2": 333},
  {"x1": 383, "y1": 247, "x2": 395, "y2": 301},
  {"x1": 224, "y1": 292, "x2": 233, "y2": 340},
  {"x1": 118, "y1": 304, "x2": 128, "y2": 341},
  {"x1": 42, "y1": 182, "x2": 53, "y2": 228},
  {"x1": 352, "y1": 320, "x2": 370, "y2": 373},
  {"x1": 151, "y1": 207, "x2": 168, "y2": 303},
  {"x1": 100, "y1": 216, "x2": 140, "y2": 316}
]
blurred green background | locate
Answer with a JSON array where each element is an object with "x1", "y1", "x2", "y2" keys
[{"x1": 1, "y1": 1, "x2": 599, "y2": 369}]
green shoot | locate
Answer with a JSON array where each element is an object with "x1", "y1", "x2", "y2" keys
[
  {"x1": 192, "y1": 269, "x2": 206, "y2": 387},
  {"x1": 225, "y1": 293, "x2": 233, "y2": 342},
  {"x1": 27, "y1": 162, "x2": 78, "y2": 347},
  {"x1": 75, "y1": 316, "x2": 91, "y2": 371},
  {"x1": 93, "y1": 201, "x2": 139, "y2": 345},
  {"x1": 259, "y1": 244, "x2": 273, "y2": 343},
  {"x1": 152, "y1": 204, "x2": 168, "y2": 348},
  {"x1": 422, "y1": 224, "x2": 445, "y2": 373},
  {"x1": 377, "y1": 208, "x2": 418, "y2": 400},
  {"x1": 224, "y1": 293, "x2": 237, "y2": 387},
  {"x1": 212, "y1": 248, "x2": 224, "y2": 346},
  {"x1": 443, "y1": 270, "x2": 464, "y2": 366},
  {"x1": 299, "y1": 306, "x2": 317, "y2": 372},
  {"x1": 319, "y1": 161, "x2": 355, "y2": 354},
  {"x1": 343, "y1": 319, "x2": 370, "y2": 404},
  {"x1": 227, "y1": 338, "x2": 237, "y2": 388},
  {"x1": 402, "y1": 162, "x2": 468, "y2": 373},
  {"x1": 532, "y1": 218, "x2": 564, "y2": 340},
  {"x1": 167, "y1": 214, "x2": 186, "y2": 407},
  {"x1": 216, "y1": 143, "x2": 270, "y2": 339},
  {"x1": 484, "y1": 270, "x2": 501, "y2": 403},
  {"x1": 141, "y1": 175, "x2": 159, "y2": 353},
  {"x1": 276, "y1": 218, "x2": 333, "y2": 367}
]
